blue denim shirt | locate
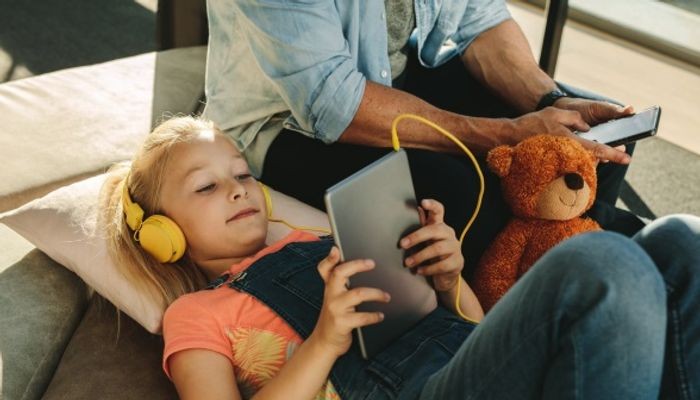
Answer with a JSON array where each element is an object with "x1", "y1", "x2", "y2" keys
[{"x1": 204, "y1": 0, "x2": 511, "y2": 176}]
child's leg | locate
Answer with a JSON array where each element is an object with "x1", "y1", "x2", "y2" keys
[
  {"x1": 633, "y1": 214, "x2": 700, "y2": 400},
  {"x1": 418, "y1": 231, "x2": 666, "y2": 400}
]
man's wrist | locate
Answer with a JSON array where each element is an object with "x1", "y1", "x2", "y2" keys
[{"x1": 535, "y1": 88, "x2": 568, "y2": 111}]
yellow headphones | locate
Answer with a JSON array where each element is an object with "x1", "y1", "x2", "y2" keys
[
  {"x1": 122, "y1": 178, "x2": 188, "y2": 263},
  {"x1": 122, "y1": 177, "x2": 328, "y2": 263}
]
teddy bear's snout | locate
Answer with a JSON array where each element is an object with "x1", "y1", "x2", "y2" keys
[{"x1": 564, "y1": 173, "x2": 584, "y2": 190}]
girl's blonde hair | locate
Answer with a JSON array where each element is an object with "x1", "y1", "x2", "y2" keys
[{"x1": 99, "y1": 116, "x2": 217, "y2": 310}]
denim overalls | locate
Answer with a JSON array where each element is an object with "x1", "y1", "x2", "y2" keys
[{"x1": 207, "y1": 237, "x2": 477, "y2": 399}]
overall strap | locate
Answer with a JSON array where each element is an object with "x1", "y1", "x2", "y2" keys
[{"x1": 226, "y1": 237, "x2": 332, "y2": 337}]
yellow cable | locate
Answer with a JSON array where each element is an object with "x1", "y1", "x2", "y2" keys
[
  {"x1": 391, "y1": 114, "x2": 484, "y2": 324},
  {"x1": 268, "y1": 217, "x2": 332, "y2": 235},
  {"x1": 261, "y1": 183, "x2": 332, "y2": 235}
]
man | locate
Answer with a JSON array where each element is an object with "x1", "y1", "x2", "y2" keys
[{"x1": 202, "y1": 0, "x2": 643, "y2": 274}]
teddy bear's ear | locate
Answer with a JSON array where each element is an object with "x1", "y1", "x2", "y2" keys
[{"x1": 487, "y1": 145, "x2": 514, "y2": 178}]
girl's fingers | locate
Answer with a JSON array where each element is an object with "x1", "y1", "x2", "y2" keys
[
  {"x1": 317, "y1": 246, "x2": 340, "y2": 282},
  {"x1": 405, "y1": 240, "x2": 452, "y2": 267},
  {"x1": 326, "y1": 258, "x2": 375, "y2": 295},
  {"x1": 420, "y1": 199, "x2": 444, "y2": 224},
  {"x1": 345, "y1": 311, "x2": 386, "y2": 329},
  {"x1": 416, "y1": 253, "x2": 463, "y2": 277},
  {"x1": 400, "y1": 223, "x2": 453, "y2": 250},
  {"x1": 335, "y1": 287, "x2": 390, "y2": 310},
  {"x1": 417, "y1": 206, "x2": 427, "y2": 226}
]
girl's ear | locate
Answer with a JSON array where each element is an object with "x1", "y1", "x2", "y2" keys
[{"x1": 487, "y1": 145, "x2": 514, "y2": 178}]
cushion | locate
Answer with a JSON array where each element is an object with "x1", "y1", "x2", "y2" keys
[
  {"x1": 0, "y1": 249, "x2": 89, "y2": 400},
  {"x1": 0, "y1": 46, "x2": 206, "y2": 213},
  {"x1": 41, "y1": 295, "x2": 178, "y2": 400},
  {"x1": 0, "y1": 173, "x2": 329, "y2": 334}
]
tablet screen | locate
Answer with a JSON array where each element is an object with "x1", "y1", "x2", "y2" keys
[{"x1": 324, "y1": 149, "x2": 438, "y2": 359}]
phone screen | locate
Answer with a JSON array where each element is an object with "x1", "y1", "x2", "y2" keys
[{"x1": 578, "y1": 106, "x2": 661, "y2": 146}]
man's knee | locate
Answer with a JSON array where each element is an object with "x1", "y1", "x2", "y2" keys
[
  {"x1": 534, "y1": 231, "x2": 666, "y2": 313},
  {"x1": 636, "y1": 214, "x2": 700, "y2": 244},
  {"x1": 634, "y1": 214, "x2": 700, "y2": 269}
]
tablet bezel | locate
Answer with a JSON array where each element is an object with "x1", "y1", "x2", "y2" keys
[{"x1": 324, "y1": 149, "x2": 438, "y2": 359}]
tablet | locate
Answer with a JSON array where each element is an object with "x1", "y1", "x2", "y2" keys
[
  {"x1": 324, "y1": 149, "x2": 438, "y2": 359},
  {"x1": 577, "y1": 105, "x2": 661, "y2": 147}
]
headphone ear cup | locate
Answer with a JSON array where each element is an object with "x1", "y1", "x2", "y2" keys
[{"x1": 138, "y1": 215, "x2": 187, "y2": 263}]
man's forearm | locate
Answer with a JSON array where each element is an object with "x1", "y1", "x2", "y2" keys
[
  {"x1": 462, "y1": 19, "x2": 557, "y2": 113},
  {"x1": 339, "y1": 81, "x2": 511, "y2": 154},
  {"x1": 339, "y1": 18, "x2": 561, "y2": 153}
]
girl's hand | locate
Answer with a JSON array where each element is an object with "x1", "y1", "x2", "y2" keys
[
  {"x1": 399, "y1": 199, "x2": 464, "y2": 292},
  {"x1": 311, "y1": 246, "x2": 390, "y2": 358}
]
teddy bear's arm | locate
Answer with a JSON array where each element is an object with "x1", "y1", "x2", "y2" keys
[
  {"x1": 471, "y1": 220, "x2": 531, "y2": 312},
  {"x1": 581, "y1": 217, "x2": 602, "y2": 232}
]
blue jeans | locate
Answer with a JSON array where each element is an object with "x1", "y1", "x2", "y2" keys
[
  {"x1": 217, "y1": 215, "x2": 699, "y2": 399},
  {"x1": 419, "y1": 214, "x2": 700, "y2": 399}
]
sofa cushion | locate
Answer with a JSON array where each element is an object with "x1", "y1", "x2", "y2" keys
[
  {"x1": 0, "y1": 46, "x2": 206, "y2": 213},
  {"x1": 0, "y1": 174, "x2": 165, "y2": 333},
  {"x1": 0, "y1": 223, "x2": 34, "y2": 274},
  {"x1": 0, "y1": 172, "x2": 330, "y2": 334},
  {"x1": 0, "y1": 248, "x2": 89, "y2": 400},
  {"x1": 41, "y1": 295, "x2": 178, "y2": 400}
]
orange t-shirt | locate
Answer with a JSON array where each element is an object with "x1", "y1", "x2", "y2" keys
[{"x1": 162, "y1": 230, "x2": 340, "y2": 399}]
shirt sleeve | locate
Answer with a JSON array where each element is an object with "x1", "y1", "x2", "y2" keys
[
  {"x1": 453, "y1": 0, "x2": 512, "y2": 55},
  {"x1": 232, "y1": 0, "x2": 366, "y2": 144},
  {"x1": 162, "y1": 295, "x2": 233, "y2": 380}
]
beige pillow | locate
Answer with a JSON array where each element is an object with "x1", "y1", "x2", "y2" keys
[{"x1": 0, "y1": 174, "x2": 329, "y2": 333}]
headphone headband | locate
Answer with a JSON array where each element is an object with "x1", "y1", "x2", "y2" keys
[{"x1": 122, "y1": 177, "x2": 145, "y2": 232}]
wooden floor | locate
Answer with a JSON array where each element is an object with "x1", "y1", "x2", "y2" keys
[{"x1": 508, "y1": 1, "x2": 700, "y2": 156}]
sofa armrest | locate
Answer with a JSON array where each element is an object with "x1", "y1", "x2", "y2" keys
[
  {"x1": 0, "y1": 226, "x2": 89, "y2": 400},
  {"x1": 41, "y1": 295, "x2": 177, "y2": 400}
]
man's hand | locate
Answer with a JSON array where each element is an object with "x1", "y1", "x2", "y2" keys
[
  {"x1": 509, "y1": 106, "x2": 632, "y2": 165},
  {"x1": 510, "y1": 106, "x2": 590, "y2": 141},
  {"x1": 554, "y1": 97, "x2": 635, "y2": 126}
]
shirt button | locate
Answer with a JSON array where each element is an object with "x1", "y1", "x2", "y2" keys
[
  {"x1": 380, "y1": 12, "x2": 385, "y2": 21},
  {"x1": 381, "y1": 70, "x2": 388, "y2": 78}
]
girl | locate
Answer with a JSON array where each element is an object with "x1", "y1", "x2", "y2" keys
[{"x1": 100, "y1": 116, "x2": 700, "y2": 399}]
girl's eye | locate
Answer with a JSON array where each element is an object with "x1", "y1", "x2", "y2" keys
[
  {"x1": 236, "y1": 174, "x2": 252, "y2": 181},
  {"x1": 196, "y1": 183, "x2": 216, "y2": 193}
]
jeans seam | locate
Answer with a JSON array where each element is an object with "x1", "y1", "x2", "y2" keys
[
  {"x1": 573, "y1": 324, "x2": 581, "y2": 400},
  {"x1": 669, "y1": 298, "x2": 693, "y2": 399}
]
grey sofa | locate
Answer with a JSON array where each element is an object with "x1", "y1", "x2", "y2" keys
[{"x1": 0, "y1": 46, "x2": 207, "y2": 400}]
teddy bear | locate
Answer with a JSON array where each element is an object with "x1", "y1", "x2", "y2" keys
[{"x1": 472, "y1": 134, "x2": 602, "y2": 312}]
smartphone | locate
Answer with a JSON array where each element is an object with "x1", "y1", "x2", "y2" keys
[{"x1": 577, "y1": 106, "x2": 661, "y2": 147}]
